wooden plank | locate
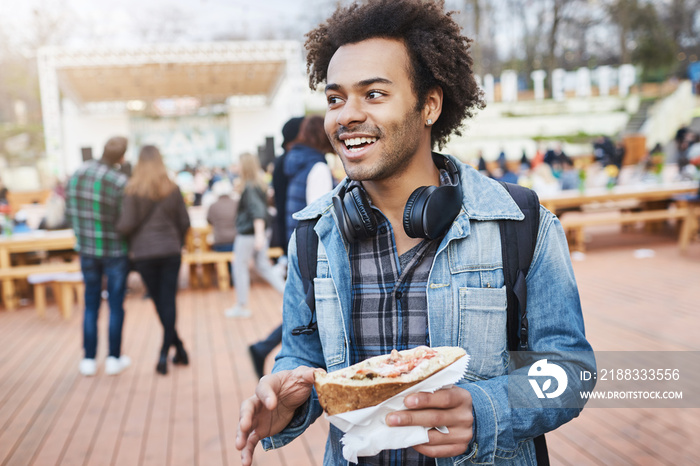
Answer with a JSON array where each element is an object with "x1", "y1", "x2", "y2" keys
[
  {"x1": 170, "y1": 290, "x2": 197, "y2": 466},
  {"x1": 86, "y1": 295, "x2": 157, "y2": 466},
  {"x1": 111, "y1": 304, "x2": 160, "y2": 466},
  {"x1": 0, "y1": 316, "x2": 79, "y2": 466},
  {"x1": 0, "y1": 315, "x2": 75, "y2": 459},
  {"x1": 0, "y1": 262, "x2": 81, "y2": 279},
  {"x1": 549, "y1": 409, "x2": 635, "y2": 465},
  {"x1": 0, "y1": 309, "x2": 52, "y2": 386},
  {"x1": 3, "y1": 355, "x2": 78, "y2": 466},
  {"x1": 28, "y1": 369, "x2": 98, "y2": 465},
  {"x1": 560, "y1": 208, "x2": 689, "y2": 228},
  {"x1": 0, "y1": 238, "x2": 698, "y2": 465},
  {"x1": 205, "y1": 288, "x2": 239, "y2": 466},
  {"x1": 192, "y1": 289, "x2": 226, "y2": 466}
]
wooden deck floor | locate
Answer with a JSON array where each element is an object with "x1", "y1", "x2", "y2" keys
[{"x1": 1, "y1": 226, "x2": 699, "y2": 465}]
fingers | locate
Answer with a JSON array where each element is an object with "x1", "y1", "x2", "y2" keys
[
  {"x1": 387, "y1": 407, "x2": 470, "y2": 430},
  {"x1": 413, "y1": 421, "x2": 473, "y2": 458},
  {"x1": 236, "y1": 396, "x2": 260, "y2": 450},
  {"x1": 240, "y1": 430, "x2": 261, "y2": 466},
  {"x1": 255, "y1": 375, "x2": 280, "y2": 411},
  {"x1": 300, "y1": 366, "x2": 322, "y2": 383},
  {"x1": 413, "y1": 440, "x2": 471, "y2": 458},
  {"x1": 404, "y1": 386, "x2": 471, "y2": 410}
]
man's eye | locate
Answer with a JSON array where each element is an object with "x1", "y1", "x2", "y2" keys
[
  {"x1": 368, "y1": 91, "x2": 384, "y2": 99},
  {"x1": 327, "y1": 95, "x2": 343, "y2": 105}
]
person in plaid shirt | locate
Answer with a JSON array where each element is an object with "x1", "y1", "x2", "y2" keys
[
  {"x1": 66, "y1": 136, "x2": 132, "y2": 377},
  {"x1": 237, "y1": 1, "x2": 593, "y2": 465}
]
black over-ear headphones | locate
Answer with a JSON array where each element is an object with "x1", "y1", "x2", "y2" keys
[{"x1": 332, "y1": 153, "x2": 463, "y2": 242}]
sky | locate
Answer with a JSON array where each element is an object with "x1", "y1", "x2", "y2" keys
[
  {"x1": 0, "y1": 0, "x2": 338, "y2": 50},
  {"x1": 1, "y1": 0, "x2": 519, "y2": 59}
]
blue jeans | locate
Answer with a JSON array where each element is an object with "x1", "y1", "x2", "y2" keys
[{"x1": 80, "y1": 255, "x2": 130, "y2": 359}]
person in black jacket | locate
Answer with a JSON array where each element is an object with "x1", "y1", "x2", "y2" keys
[
  {"x1": 269, "y1": 116, "x2": 304, "y2": 255},
  {"x1": 117, "y1": 145, "x2": 191, "y2": 375},
  {"x1": 247, "y1": 115, "x2": 334, "y2": 378}
]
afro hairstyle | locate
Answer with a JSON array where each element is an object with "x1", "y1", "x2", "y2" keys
[{"x1": 305, "y1": 0, "x2": 485, "y2": 149}]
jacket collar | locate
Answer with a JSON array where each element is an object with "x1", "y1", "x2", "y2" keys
[{"x1": 293, "y1": 153, "x2": 525, "y2": 224}]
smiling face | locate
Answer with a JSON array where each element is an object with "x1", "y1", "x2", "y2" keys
[{"x1": 324, "y1": 38, "x2": 434, "y2": 182}]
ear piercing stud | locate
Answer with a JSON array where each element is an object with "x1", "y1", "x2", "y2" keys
[{"x1": 426, "y1": 119, "x2": 433, "y2": 125}]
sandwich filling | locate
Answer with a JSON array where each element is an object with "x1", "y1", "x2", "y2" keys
[{"x1": 349, "y1": 346, "x2": 438, "y2": 380}]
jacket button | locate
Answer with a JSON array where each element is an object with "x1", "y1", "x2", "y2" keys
[{"x1": 395, "y1": 291, "x2": 403, "y2": 300}]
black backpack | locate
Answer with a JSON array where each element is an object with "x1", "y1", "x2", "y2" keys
[{"x1": 291, "y1": 181, "x2": 548, "y2": 465}]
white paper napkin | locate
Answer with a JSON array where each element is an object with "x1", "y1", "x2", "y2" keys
[{"x1": 324, "y1": 353, "x2": 470, "y2": 463}]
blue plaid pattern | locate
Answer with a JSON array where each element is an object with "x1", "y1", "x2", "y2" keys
[{"x1": 348, "y1": 198, "x2": 440, "y2": 466}]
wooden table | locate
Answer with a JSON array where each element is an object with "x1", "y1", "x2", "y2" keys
[
  {"x1": 538, "y1": 181, "x2": 699, "y2": 213},
  {"x1": 538, "y1": 182, "x2": 700, "y2": 251},
  {"x1": 0, "y1": 229, "x2": 77, "y2": 310}
]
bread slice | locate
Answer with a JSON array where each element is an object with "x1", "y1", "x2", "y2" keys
[{"x1": 314, "y1": 346, "x2": 466, "y2": 416}]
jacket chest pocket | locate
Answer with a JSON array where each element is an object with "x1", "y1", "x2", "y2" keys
[
  {"x1": 314, "y1": 277, "x2": 346, "y2": 370},
  {"x1": 458, "y1": 286, "x2": 508, "y2": 379}
]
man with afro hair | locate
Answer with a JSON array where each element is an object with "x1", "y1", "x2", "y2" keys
[{"x1": 237, "y1": 1, "x2": 593, "y2": 465}]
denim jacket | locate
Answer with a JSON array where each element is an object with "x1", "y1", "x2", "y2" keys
[{"x1": 263, "y1": 154, "x2": 594, "y2": 465}]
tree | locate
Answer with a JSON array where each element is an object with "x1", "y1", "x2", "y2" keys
[{"x1": 632, "y1": 3, "x2": 677, "y2": 80}]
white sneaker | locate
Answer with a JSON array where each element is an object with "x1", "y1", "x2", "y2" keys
[
  {"x1": 105, "y1": 355, "x2": 131, "y2": 375},
  {"x1": 224, "y1": 306, "x2": 251, "y2": 318},
  {"x1": 79, "y1": 358, "x2": 97, "y2": 376}
]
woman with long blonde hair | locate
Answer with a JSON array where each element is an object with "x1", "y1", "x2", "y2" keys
[
  {"x1": 117, "y1": 145, "x2": 191, "y2": 375},
  {"x1": 226, "y1": 153, "x2": 285, "y2": 317}
]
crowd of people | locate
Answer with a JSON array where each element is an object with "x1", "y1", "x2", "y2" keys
[
  {"x1": 471, "y1": 127, "x2": 700, "y2": 198},
  {"x1": 22, "y1": 112, "x2": 336, "y2": 379}
]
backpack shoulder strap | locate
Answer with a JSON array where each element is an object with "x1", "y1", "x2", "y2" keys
[
  {"x1": 291, "y1": 218, "x2": 320, "y2": 336},
  {"x1": 498, "y1": 181, "x2": 540, "y2": 352},
  {"x1": 498, "y1": 181, "x2": 548, "y2": 466}
]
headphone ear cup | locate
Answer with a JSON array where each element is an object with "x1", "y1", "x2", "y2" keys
[
  {"x1": 346, "y1": 186, "x2": 377, "y2": 240},
  {"x1": 403, "y1": 186, "x2": 434, "y2": 238},
  {"x1": 332, "y1": 194, "x2": 355, "y2": 242}
]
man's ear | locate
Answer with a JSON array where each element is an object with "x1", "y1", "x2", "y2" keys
[{"x1": 423, "y1": 86, "x2": 443, "y2": 126}]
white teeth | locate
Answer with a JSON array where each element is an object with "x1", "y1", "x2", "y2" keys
[{"x1": 344, "y1": 137, "x2": 378, "y2": 148}]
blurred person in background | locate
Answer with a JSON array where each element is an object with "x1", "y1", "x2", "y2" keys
[
  {"x1": 225, "y1": 152, "x2": 286, "y2": 318},
  {"x1": 0, "y1": 183, "x2": 8, "y2": 206},
  {"x1": 192, "y1": 166, "x2": 208, "y2": 206},
  {"x1": 283, "y1": 115, "x2": 335, "y2": 241},
  {"x1": 269, "y1": 116, "x2": 304, "y2": 257},
  {"x1": 543, "y1": 142, "x2": 572, "y2": 176},
  {"x1": 66, "y1": 136, "x2": 131, "y2": 377},
  {"x1": 206, "y1": 179, "x2": 239, "y2": 253},
  {"x1": 11, "y1": 210, "x2": 32, "y2": 233},
  {"x1": 117, "y1": 145, "x2": 191, "y2": 375},
  {"x1": 206, "y1": 179, "x2": 239, "y2": 287},
  {"x1": 39, "y1": 183, "x2": 70, "y2": 230},
  {"x1": 248, "y1": 115, "x2": 335, "y2": 378}
]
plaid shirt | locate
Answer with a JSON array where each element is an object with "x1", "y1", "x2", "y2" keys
[
  {"x1": 66, "y1": 160, "x2": 129, "y2": 257},
  {"x1": 349, "y1": 195, "x2": 445, "y2": 466}
]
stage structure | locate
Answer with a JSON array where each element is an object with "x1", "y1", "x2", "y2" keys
[{"x1": 37, "y1": 41, "x2": 308, "y2": 177}]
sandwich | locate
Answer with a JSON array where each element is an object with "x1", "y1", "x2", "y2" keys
[{"x1": 314, "y1": 346, "x2": 467, "y2": 416}]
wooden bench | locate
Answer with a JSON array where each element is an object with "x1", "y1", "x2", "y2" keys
[
  {"x1": 183, "y1": 251, "x2": 233, "y2": 290},
  {"x1": 182, "y1": 247, "x2": 285, "y2": 291},
  {"x1": 0, "y1": 261, "x2": 81, "y2": 311},
  {"x1": 676, "y1": 201, "x2": 700, "y2": 253},
  {"x1": 559, "y1": 207, "x2": 691, "y2": 252},
  {"x1": 28, "y1": 271, "x2": 84, "y2": 319}
]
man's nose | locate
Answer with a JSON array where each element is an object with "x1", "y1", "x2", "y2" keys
[{"x1": 335, "y1": 97, "x2": 366, "y2": 128}]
